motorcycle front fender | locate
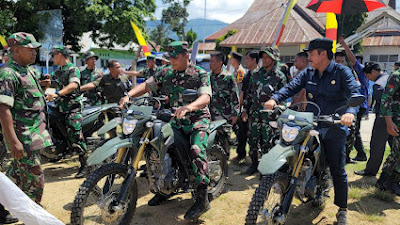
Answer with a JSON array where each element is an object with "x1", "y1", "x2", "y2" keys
[
  {"x1": 87, "y1": 136, "x2": 132, "y2": 166},
  {"x1": 97, "y1": 117, "x2": 122, "y2": 136},
  {"x1": 258, "y1": 144, "x2": 296, "y2": 175}
]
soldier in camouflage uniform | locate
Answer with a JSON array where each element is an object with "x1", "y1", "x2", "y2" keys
[
  {"x1": 80, "y1": 51, "x2": 104, "y2": 105},
  {"x1": 376, "y1": 64, "x2": 400, "y2": 196},
  {"x1": 393, "y1": 61, "x2": 400, "y2": 76},
  {"x1": 0, "y1": 32, "x2": 53, "y2": 224},
  {"x1": 124, "y1": 55, "x2": 158, "y2": 79},
  {"x1": 46, "y1": 46, "x2": 87, "y2": 178},
  {"x1": 242, "y1": 47, "x2": 287, "y2": 175},
  {"x1": 209, "y1": 51, "x2": 239, "y2": 123},
  {"x1": 120, "y1": 41, "x2": 212, "y2": 221}
]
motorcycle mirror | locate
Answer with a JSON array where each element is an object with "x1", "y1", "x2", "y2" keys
[
  {"x1": 182, "y1": 89, "x2": 198, "y2": 102},
  {"x1": 346, "y1": 95, "x2": 366, "y2": 107},
  {"x1": 262, "y1": 84, "x2": 274, "y2": 96}
]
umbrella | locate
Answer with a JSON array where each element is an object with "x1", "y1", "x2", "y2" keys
[{"x1": 306, "y1": 0, "x2": 386, "y2": 14}]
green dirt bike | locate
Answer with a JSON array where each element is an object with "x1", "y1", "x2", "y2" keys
[
  {"x1": 70, "y1": 91, "x2": 230, "y2": 225},
  {"x1": 245, "y1": 95, "x2": 365, "y2": 225}
]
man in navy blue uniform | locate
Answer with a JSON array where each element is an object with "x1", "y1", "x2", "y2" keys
[{"x1": 264, "y1": 38, "x2": 360, "y2": 225}]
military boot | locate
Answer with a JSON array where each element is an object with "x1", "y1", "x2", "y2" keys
[
  {"x1": 376, "y1": 172, "x2": 400, "y2": 196},
  {"x1": 75, "y1": 152, "x2": 88, "y2": 179},
  {"x1": 0, "y1": 204, "x2": 18, "y2": 224},
  {"x1": 246, "y1": 151, "x2": 259, "y2": 175},
  {"x1": 184, "y1": 184, "x2": 210, "y2": 221}
]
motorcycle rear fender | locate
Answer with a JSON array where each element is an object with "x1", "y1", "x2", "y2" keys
[
  {"x1": 258, "y1": 144, "x2": 296, "y2": 175},
  {"x1": 207, "y1": 119, "x2": 227, "y2": 150},
  {"x1": 97, "y1": 117, "x2": 122, "y2": 136},
  {"x1": 87, "y1": 136, "x2": 132, "y2": 166}
]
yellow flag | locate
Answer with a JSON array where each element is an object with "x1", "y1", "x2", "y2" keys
[
  {"x1": 325, "y1": 13, "x2": 338, "y2": 53},
  {"x1": 0, "y1": 35, "x2": 7, "y2": 48},
  {"x1": 130, "y1": 21, "x2": 150, "y2": 57}
]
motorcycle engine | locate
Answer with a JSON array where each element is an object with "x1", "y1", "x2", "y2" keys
[
  {"x1": 147, "y1": 149, "x2": 178, "y2": 195},
  {"x1": 296, "y1": 158, "x2": 314, "y2": 200}
]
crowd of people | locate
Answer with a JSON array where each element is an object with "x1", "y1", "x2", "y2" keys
[{"x1": 0, "y1": 31, "x2": 400, "y2": 225}]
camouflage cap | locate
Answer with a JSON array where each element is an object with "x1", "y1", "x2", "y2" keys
[
  {"x1": 51, "y1": 45, "x2": 70, "y2": 56},
  {"x1": 168, "y1": 41, "x2": 188, "y2": 57},
  {"x1": 82, "y1": 51, "x2": 98, "y2": 61},
  {"x1": 7, "y1": 32, "x2": 41, "y2": 48},
  {"x1": 259, "y1": 47, "x2": 280, "y2": 61}
]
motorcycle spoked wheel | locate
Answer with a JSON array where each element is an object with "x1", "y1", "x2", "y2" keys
[
  {"x1": 71, "y1": 163, "x2": 138, "y2": 225},
  {"x1": 207, "y1": 144, "x2": 228, "y2": 201},
  {"x1": 245, "y1": 172, "x2": 289, "y2": 225}
]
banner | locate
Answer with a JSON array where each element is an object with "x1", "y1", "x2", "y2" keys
[
  {"x1": 325, "y1": 13, "x2": 338, "y2": 53},
  {"x1": 272, "y1": 0, "x2": 298, "y2": 48},
  {"x1": 130, "y1": 21, "x2": 150, "y2": 57}
]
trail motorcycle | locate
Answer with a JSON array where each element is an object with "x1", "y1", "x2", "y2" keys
[
  {"x1": 41, "y1": 101, "x2": 120, "y2": 162},
  {"x1": 70, "y1": 91, "x2": 229, "y2": 225},
  {"x1": 245, "y1": 95, "x2": 365, "y2": 225}
]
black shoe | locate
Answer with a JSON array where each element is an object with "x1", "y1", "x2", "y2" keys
[
  {"x1": 336, "y1": 209, "x2": 347, "y2": 225},
  {"x1": 148, "y1": 194, "x2": 170, "y2": 206},
  {"x1": 0, "y1": 212, "x2": 19, "y2": 224},
  {"x1": 354, "y1": 170, "x2": 375, "y2": 176},
  {"x1": 184, "y1": 184, "x2": 210, "y2": 221},
  {"x1": 351, "y1": 155, "x2": 367, "y2": 162},
  {"x1": 75, "y1": 166, "x2": 88, "y2": 179},
  {"x1": 246, "y1": 161, "x2": 259, "y2": 175}
]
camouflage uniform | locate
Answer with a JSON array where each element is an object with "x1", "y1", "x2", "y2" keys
[
  {"x1": 209, "y1": 68, "x2": 239, "y2": 121},
  {"x1": 80, "y1": 67, "x2": 103, "y2": 105},
  {"x1": 139, "y1": 65, "x2": 158, "y2": 80},
  {"x1": 244, "y1": 64, "x2": 286, "y2": 158},
  {"x1": 0, "y1": 32, "x2": 53, "y2": 204},
  {"x1": 380, "y1": 72, "x2": 400, "y2": 177},
  {"x1": 146, "y1": 62, "x2": 212, "y2": 184},
  {"x1": 51, "y1": 60, "x2": 86, "y2": 152}
]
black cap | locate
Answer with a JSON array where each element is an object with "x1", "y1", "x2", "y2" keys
[
  {"x1": 231, "y1": 51, "x2": 242, "y2": 62},
  {"x1": 363, "y1": 61, "x2": 381, "y2": 74},
  {"x1": 304, "y1": 38, "x2": 333, "y2": 52}
]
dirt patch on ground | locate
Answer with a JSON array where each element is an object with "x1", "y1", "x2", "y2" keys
[{"x1": 4, "y1": 150, "x2": 400, "y2": 225}]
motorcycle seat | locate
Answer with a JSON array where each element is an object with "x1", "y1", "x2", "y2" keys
[{"x1": 83, "y1": 105, "x2": 102, "y2": 117}]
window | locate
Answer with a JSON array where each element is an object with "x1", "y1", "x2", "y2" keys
[
  {"x1": 281, "y1": 55, "x2": 295, "y2": 63},
  {"x1": 370, "y1": 54, "x2": 398, "y2": 63}
]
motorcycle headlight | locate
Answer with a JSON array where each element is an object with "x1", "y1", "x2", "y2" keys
[
  {"x1": 282, "y1": 124, "x2": 300, "y2": 143},
  {"x1": 122, "y1": 116, "x2": 138, "y2": 135}
]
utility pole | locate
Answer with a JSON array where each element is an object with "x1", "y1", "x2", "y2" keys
[{"x1": 203, "y1": 0, "x2": 206, "y2": 54}]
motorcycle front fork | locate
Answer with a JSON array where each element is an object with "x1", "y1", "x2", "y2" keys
[
  {"x1": 275, "y1": 134, "x2": 312, "y2": 223},
  {"x1": 112, "y1": 127, "x2": 153, "y2": 210}
]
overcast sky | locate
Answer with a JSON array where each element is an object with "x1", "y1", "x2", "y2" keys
[{"x1": 155, "y1": 0, "x2": 254, "y2": 24}]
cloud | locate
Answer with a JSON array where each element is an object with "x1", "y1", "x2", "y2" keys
[{"x1": 155, "y1": 0, "x2": 253, "y2": 24}]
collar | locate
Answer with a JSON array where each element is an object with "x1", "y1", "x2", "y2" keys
[{"x1": 326, "y1": 60, "x2": 335, "y2": 73}]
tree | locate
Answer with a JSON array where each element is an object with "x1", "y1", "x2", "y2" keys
[
  {"x1": 161, "y1": 0, "x2": 190, "y2": 41},
  {"x1": 337, "y1": 13, "x2": 366, "y2": 53},
  {"x1": 149, "y1": 23, "x2": 171, "y2": 51},
  {"x1": 1, "y1": 0, "x2": 156, "y2": 51},
  {"x1": 185, "y1": 28, "x2": 197, "y2": 48},
  {"x1": 0, "y1": 0, "x2": 17, "y2": 41},
  {"x1": 215, "y1": 29, "x2": 242, "y2": 60}
]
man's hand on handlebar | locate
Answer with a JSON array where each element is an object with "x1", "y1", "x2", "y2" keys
[
  {"x1": 229, "y1": 116, "x2": 238, "y2": 125},
  {"x1": 119, "y1": 96, "x2": 130, "y2": 109},
  {"x1": 341, "y1": 113, "x2": 354, "y2": 126},
  {"x1": 174, "y1": 106, "x2": 192, "y2": 119},
  {"x1": 264, "y1": 99, "x2": 277, "y2": 110},
  {"x1": 46, "y1": 93, "x2": 58, "y2": 101}
]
